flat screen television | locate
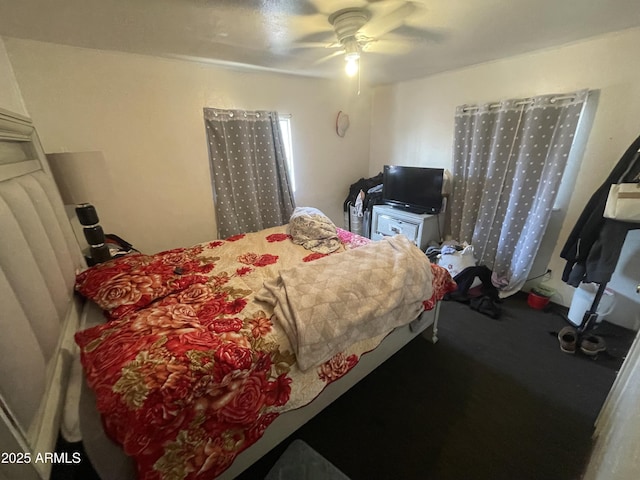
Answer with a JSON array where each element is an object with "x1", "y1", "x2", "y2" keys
[{"x1": 382, "y1": 165, "x2": 444, "y2": 214}]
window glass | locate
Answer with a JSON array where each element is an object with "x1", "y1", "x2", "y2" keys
[{"x1": 279, "y1": 117, "x2": 296, "y2": 192}]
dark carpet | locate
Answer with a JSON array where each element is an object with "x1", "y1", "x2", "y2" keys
[
  {"x1": 237, "y1": 293, "x2": 634, "y2": 480},
  {"x1": 52, "y1": 293, "x2": 635, "y2": 480}
]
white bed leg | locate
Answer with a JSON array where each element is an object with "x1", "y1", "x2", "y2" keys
[
  {"x1": 414, "y1": 302, "x2": 440, "y2": 343},
  {"x1": 431, "y1": 322, "x2": 439, "y2": 344},
  {"x1": 422, "y1": 302, "x2": 440, "y2": 344}
]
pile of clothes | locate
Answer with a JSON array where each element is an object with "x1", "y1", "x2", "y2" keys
[{"x1": 427, "y1": 242, "x2": 502, "y2": 319}]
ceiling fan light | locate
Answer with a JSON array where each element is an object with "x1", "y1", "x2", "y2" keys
[{"x1": 345, "y1": 56, "x2": 359, "y2": 77}]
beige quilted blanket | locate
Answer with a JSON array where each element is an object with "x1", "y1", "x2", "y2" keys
[
  {"x1": 256, "y1": 234, "x2": 433, "y2": 370},
  {"x1": 287, "y1": 206, "x2": 341, "y2": 254}
]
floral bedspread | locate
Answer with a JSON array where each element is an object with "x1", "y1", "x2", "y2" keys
[{"x1": 75, "y1": 226, "x2": 456, "y2": 480}]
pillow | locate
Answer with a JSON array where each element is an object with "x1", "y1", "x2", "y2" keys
[{"x1": 75, "y1": 252, "x2": 210, "y2": 319}]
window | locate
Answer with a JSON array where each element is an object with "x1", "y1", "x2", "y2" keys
[
  {"x1": 204, "y1": 108, "x2": 296, "y2": 237},
  {"x1": 279, "y1": 116, "x2": 296, "y2": 192}
]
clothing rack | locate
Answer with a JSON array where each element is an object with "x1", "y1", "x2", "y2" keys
[
  {"x1": 564, "y1": 137, "x2": 640, "y2": 335},
  {"x1": 580, "y1": 148, "x2": 640, "y2": 333},
  {"x1": 577, "y1": 281, "x2": 608, "y2": 334}
]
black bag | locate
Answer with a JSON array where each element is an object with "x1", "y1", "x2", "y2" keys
[{"x1": 343, "y1": 172, "x2": 383, "y2": 213}]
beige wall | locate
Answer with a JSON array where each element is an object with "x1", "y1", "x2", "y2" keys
[
  {"x1": 370, "y1": 27, "x2": 640, "y2": 325},
  {"x1": 0, "y1": 38, "x2": 27, "y2": 115},
  {"x1": 4, "y1": 37, "x2": 371, "y2": 253}
]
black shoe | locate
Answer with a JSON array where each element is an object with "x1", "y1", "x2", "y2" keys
[
  {"x1": 558, "y1": 326, "x2": 577, "y2": 354},
  {"x1": 580, "y1": 335, "x2": 606, "y2": 356}
]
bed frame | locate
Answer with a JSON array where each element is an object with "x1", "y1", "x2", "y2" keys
[
  {"x1": 0, "y1": 108, "x2": 85, "y2": 480},
  {"x1": 0, "y1": 108, "x2": 440, "y2": 479}
]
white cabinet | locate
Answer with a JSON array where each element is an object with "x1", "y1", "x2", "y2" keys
[{"x1": 371, "y1": 204, "x2": 442, "y2": 250}]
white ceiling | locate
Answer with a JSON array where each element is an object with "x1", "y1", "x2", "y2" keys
[{"x1": 1, "y1": 0, "x2": 640, "y2": 85}]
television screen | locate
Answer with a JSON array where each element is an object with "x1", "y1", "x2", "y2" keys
[{"x1": 382, "y1": 165, "x2": 444, "y2": 214}]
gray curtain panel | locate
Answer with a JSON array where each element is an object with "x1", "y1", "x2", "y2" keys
[
  {"x1": 204, "y1": 108, "x2": 296, "y2": 238},
  {"x1": 449, "y1": 90, "x2": 588, "y2": 295}
]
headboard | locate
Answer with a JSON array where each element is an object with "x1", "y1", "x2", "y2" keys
[{"x1": 0, "y1": 108, "x2": 85, "y2": 480}]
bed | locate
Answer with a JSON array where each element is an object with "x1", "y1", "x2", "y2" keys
[{"x1": 0, "y1": 108, "x2": 456, "y2": 480}]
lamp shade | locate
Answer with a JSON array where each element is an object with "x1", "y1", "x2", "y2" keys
[
  {"x1": 46, "y1": 151, "x2": 114, "y2": 205},
  {"x1": 46, "y1": 151, "x2": 116, "y2": 260}
]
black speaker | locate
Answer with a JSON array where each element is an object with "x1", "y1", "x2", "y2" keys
[
  {"x1": 90, "y1": 244, "x2": 111, "y2": 264},
  {"x1": 76, "y1": 203, "x2": 111, "y2": 264},
  {"x1": 83, "y1": 225, "x2": 105, "y2": 245},
  {"x1": 76, "y1": 203, "x2": 99, "y2": 226}
]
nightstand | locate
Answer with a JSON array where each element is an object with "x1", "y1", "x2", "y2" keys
[{"x1": 371, "y1": 204, "x2": 443, "y2": 250}]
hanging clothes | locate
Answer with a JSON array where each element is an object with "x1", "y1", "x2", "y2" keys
[{"x1": 561, "y1": 134, "x2": 640, "y2": 286}]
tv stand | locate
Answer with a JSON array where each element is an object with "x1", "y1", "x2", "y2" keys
[{"x1": 371, "y1": 205, "x2": 442, "y2": 251}]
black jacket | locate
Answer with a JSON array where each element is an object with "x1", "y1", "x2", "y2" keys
[{"x1": 561, "y1": 134, "x2": 640, "y2": 286}]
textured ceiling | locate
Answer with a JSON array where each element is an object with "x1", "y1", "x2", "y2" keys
[{"x1": 1, "y1": 0, "x2": 640, "y2": 85}]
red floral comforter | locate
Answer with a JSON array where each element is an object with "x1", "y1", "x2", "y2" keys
[{"x1": 75, "y1": 226, "x2": 456, "y2": 479}]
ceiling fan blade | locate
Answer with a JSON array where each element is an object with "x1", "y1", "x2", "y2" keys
[
  {"x1": 393, "y1": 24, "x2": 447, "y2": 44},
  {"x1": 312, "y1": 50, "x2": 344, "y2": 65},
  {"x1": 363, "y1": 38, "x2": 413, "y2": 55},
  {"x1": 288, "y1": 13, "x2": 336, "y2": 41},
  {"x1": 360, "y1": 2, "x2": 417, "y2": 39},
  {"x1": 285, "y1": 0, "x2": 322, "y2": 15},
  {"x1": 291, "y1": 41, "x2": 338, "y2": 49}
]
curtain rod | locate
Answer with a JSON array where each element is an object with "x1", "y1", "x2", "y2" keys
[
  {"x1": 461, "y1": 93, "x2": 578, "y2": 112},
  {"x1": 210, "y1": 110, "x2": 292, "y2": 118},
  {"x1": 212, "y1": 111, "x2": 262, "y2": 118}
]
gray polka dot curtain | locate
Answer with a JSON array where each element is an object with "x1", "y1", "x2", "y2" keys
[
  {"x1": 204, "y1": 108, "x2": 296, "y2": 238},
  {"x1": 449, "y1": 90, "x2": 588, "y2": 296}
]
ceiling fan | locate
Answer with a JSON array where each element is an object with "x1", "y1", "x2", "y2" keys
[{"x1": 294, "y1": 1, "x2": 425, "y2": 77}]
